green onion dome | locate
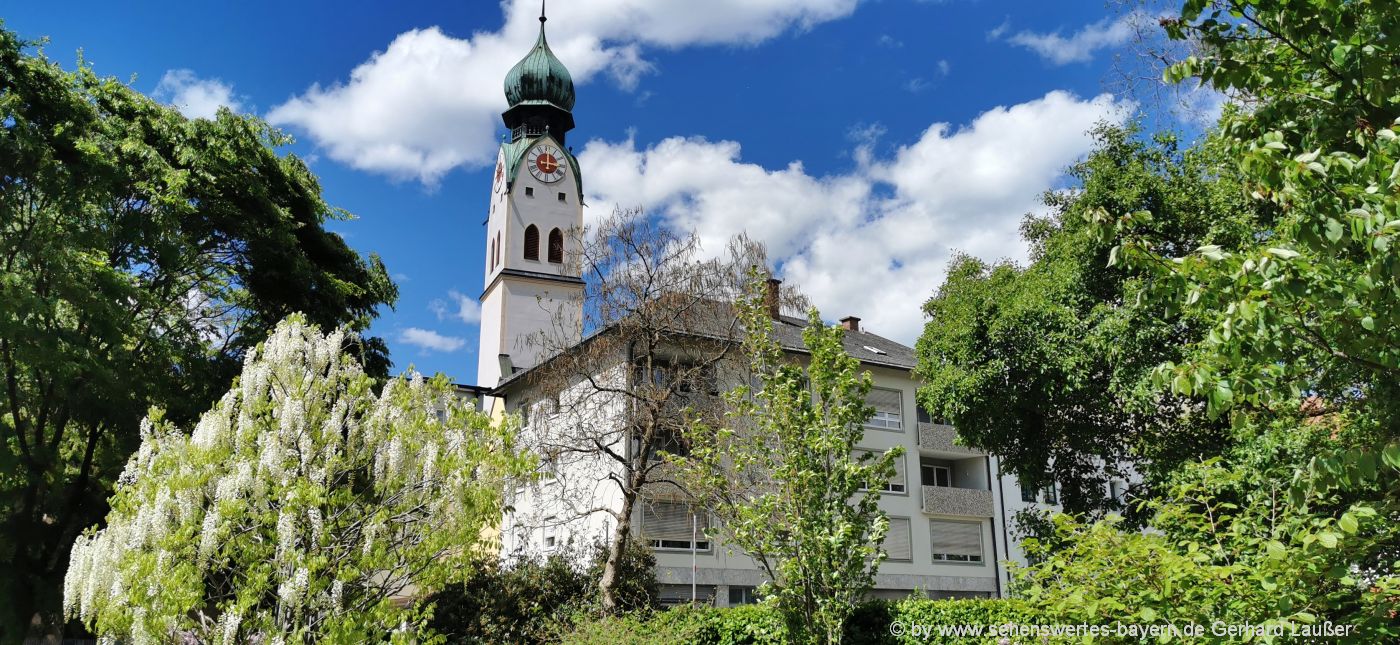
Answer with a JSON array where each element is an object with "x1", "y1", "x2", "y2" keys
[{"x1": 504, "y1": 18, "x2": 575, "y2": 112}]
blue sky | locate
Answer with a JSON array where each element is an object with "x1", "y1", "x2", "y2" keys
[{"x1": 4, "y1": 0, "x2": 1215, "y2": 384}]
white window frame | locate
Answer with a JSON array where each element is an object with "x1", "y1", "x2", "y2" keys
[
  {"x1": 865, "y1": 387, "x2": 904, "y2": 432},
  {"x1": 542, "y1": 517, "x2": 557, "y2": 549}
]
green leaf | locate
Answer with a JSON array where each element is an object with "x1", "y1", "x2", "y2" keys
[
  {"x1": 1266, "y1": 247, "x2": 1300, "y2": 259},
  {"x1": 1324, "y1": 218, "x2": 1344, "y2": 243},
  {"x1": 1339, "y1": 513, "x2": 1358, "y2": 534},
  {"x1": 1360, "y1": 316, "x2": 1375, "y2": 331}
]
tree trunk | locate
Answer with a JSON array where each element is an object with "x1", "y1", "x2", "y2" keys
[{"x1": 598, "y1": 478, "x2": 640, "y2": 614}]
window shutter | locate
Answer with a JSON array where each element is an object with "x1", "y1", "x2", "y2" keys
[
  {"x1": 643, "y1": 501, "x2": 703, "y2": 541},
  {"x1": 524, "y1": 225, "x2": 540, "y2": 260},
  {"x1": 884, "y1": 517, "x2": 912, "y2": 561},
  {"x1": 891, "y1": 453, "x2": 905, "y2": 489},
  {"x1": 929, "y1": 520, "x2": 983, "y2": 558},
  {"x1": 867, "y1": 388, "x2": 901, "y2": 414}
]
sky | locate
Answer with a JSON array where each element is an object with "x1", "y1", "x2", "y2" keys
[{"x1": 4, "y1": 0, "x2": 1219, "y2": 384}]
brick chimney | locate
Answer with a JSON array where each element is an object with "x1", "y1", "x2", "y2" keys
[
  {"x1": 840, "y1": 316, "x2": 860, "y2": 332},
  {"x1": 765, "y1": 278, "x2": 782, "y2": 320}
]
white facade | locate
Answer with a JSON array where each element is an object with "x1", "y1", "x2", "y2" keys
[{"x1": 476, "y1": 136, "x2": 584, "y2": 390}]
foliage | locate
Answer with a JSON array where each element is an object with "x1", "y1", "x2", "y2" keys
[
  {"x1": 913, "y1": 124, "x2": 1261, "y2": 513},
  {"x1": 1015, "y1": 417, "x2": 1400, "y2": 641},
  {"x1": 1014, "y1": 0, "x2": 1400, "y2": 636},
  {"x1": 0, "y1": 23, "x2": 396, "y2": 637},
  {"x1": 1111, "y1": 0, "x2": 1400, "y2": 423},
  {"x1": 562, "y1": 598, "x2": 1042, "y2": 645},
  {"x1": 426, "y1": 539, "x2": 658, "y2": 644},
  {"x1": 62, "y1": 316, "x2": 530, "y2": 644},
  {"x1": 680, "y1": 271, "x2": 900, "y2": 644}
]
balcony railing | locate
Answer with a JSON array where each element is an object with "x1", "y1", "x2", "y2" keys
[
  {"x1": 917, "y1": 422, "x2": 981, "y2": 456},
  {"x1": 922, "y1": 485, "x2": 994, "y2": 517}
]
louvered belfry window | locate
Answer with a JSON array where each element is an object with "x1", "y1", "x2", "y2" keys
[
  {"x1": 884, "y1": 517, "x2": 912, "y2": 561},
  {"x1": 929, "y1": 520, "x2": 984, "y2": 562},
  {"x1": 548, "y1": 227, "x2": 564, "y2": 263},
  {"x1": 866, "y1": 388, "x2": 903, "y2": 430},
  {"x1": 641, "y1": 500, "x2": 709, "y2": 551},
  {"x1": 524, "y1": 224, "x2": 540, "y2": 260}
]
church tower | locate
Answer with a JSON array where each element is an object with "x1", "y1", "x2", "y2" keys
[{"x1": 477, "y1": 8, "x2": 585, "y2": 390}]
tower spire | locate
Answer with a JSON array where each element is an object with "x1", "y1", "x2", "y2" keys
[{"x1": 540, "y1": 0, "x2": 546, "y2": 23}]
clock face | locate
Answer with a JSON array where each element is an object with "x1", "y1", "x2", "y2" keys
[
  {"x1": 493, "y1": 161, "x2": 504, "y2": 192},
  {"x1": 526, "y1": 144, "x2": 567, "y2": 183}
]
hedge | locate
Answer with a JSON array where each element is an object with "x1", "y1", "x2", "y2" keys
[{"x1": 562, "y1": 597, "x2": 1043, "y2": 645}]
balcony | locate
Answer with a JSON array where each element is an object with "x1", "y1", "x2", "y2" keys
[
  {"x1": 922, "y1": 485, "x2": 994, "y2": 517},
  {"x1": 917, "y1": 422, "x2": 981, "y2": 456}
]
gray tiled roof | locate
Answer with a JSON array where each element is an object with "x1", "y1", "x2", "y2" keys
[
  {"x1": 769, "y1": 314, "x2": 917, "y2": 371},
  {"x1": 491, "y1": 309, "x2": 915, "y2": 393}
]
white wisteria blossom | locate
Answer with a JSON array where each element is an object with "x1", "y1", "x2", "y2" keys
[{"x1": 63, "y1": 315, "x2": 532, "y2": 643}]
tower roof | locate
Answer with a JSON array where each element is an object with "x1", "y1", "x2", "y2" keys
[{"x1": 504, "y1": 14, "x2": 575, "y2": 112}]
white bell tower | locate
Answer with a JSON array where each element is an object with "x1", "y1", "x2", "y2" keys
[{"x1": 476, "y1": 9, "x2": 584, "y2": 391}]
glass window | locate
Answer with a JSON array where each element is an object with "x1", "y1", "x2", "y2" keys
[
  {"x1": 1020, "y1": 477, "x2": 1037, "y2": 503},
  {"x1": 543, "y1": 518, "x2": 557, "y2": 548},
  {"x1": 525, "y1": 186, "x2": 534, "y2": 197},
  {"x1": 728, "y1": 586, "x2": 759, "y2": 605},
  {"x1": 922, "y1": 461, "x2": 951, "y2": 488},
  {"x1": 865, "y1": 388, "x2": 903, "y2": 431}
]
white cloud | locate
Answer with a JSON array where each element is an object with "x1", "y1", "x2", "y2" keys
[
  {"x1": 581, "y1": 90, "x2": 1132, "y2": 344},
  {"x1": 429, "y1": 290, "x2": 483, "y2": 325},
  {"x1": 154, "y1": 69, "x2": 244, "y2": 119},
  {"x1": 267, "y1": 0, "x2": 862, "y2": 184},
  {"x1": 397, "y1": 327, "x2": 467, "y2": 353},
  {"x1": 1004, "y1": 12, "x2": 1145, "y2": 65}
]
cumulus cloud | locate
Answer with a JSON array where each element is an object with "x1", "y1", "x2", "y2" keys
[
  {"x1": 154, "y1": 69, "x2": 244, "y2": 119},
  {"x1": 581, "y1": 91, "x2": 1132, "y2": 344},
  {"x1": 397, "y1": 327, "x2": 467, "y2": 353},
  {"x1": 267, "y1": 0, "x2": 862, "y2": 184},
  {"x1": 429, "y1": 290, "x2": 483, "y2": 325},
  {"x1": 1003, "y1": 12, "x2": 1145, "y2": 65}
]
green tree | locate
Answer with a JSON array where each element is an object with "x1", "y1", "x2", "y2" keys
[
  {"x1": 681, "y1": 273, "x2": 901, "y2": 644},
  {"x1": 1111, "y1": 0, "x2": 1400, "y2": 424},
  {"x1": 913, "y1": 125, "x2": 1260, "y2": 513},
  {"x1": 1013, "y1": 0, "x2": 1400, "y2": 638},
  {"x1": 63, "y1": 316, "x2": 531, "y2": 644},
  {"x1": 0, "y1": 25, "x2": 396, "y2": 636}
]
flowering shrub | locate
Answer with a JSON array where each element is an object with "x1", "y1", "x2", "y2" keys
[{"x1": 63, "y1": 315, "x2": 532, "y2": 643}]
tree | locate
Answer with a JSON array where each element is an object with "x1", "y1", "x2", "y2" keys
[
  {"x1": 63, "y1": 316, "x2": 531, "y2": 643},
  {"x1": 913, "y1": 124, "x2": 1260, "y2": 514},
  {"x1": 1012, "y1": 0, "x2": 1400, "y2": 637},
  {"x1": 426, "y1": 538, "x2": 657, "y2": 644},
  {"x1": 0, "y1": 25, "x2": 396, "y2": 636},
  {"x1": 518, "y1": 209, "x2": 791, "y2": 613},
  {"x1": 1111, "y1": 0, "x2": 1400, "y2": 425},
  {"x1": 680, "y1": 272, "x2": 900, "y2": 645}
]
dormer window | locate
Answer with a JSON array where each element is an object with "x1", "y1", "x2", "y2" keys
[{"x1": 524, "y1": 225, "x2": 540, "y2": 261}]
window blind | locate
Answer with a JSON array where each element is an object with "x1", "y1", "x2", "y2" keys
[
  {"x1": 867, "y1": 388, "x2": 902, "y2": 414},
  {"x1": 929, "y1": 520, "x2": 983, "y2": 559},
  {"x1": 641, "y1": 501, "x2": 706, "y2": 541},
  {"x1": 884, "y1": 517, "x2": 912, "y2": 561}
]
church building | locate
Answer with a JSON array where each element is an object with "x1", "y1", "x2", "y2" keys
[{"x1": 471, "y1": 10, "x2": 1107, "y2": 605}]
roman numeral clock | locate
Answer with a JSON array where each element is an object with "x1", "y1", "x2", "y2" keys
[{"x1": 526, "y1": 143, "x2": 567, "y2": 183}]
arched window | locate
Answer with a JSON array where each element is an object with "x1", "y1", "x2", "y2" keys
[
  {"x1": 524, "y1": 225, "x2": 540, "y2": 261},
  {"x1": 490, "y1": 237, "x2": 497, "y2": 269},
  {"x1": 548, "y1": 228, "x2": 564, "y2": 263}
]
